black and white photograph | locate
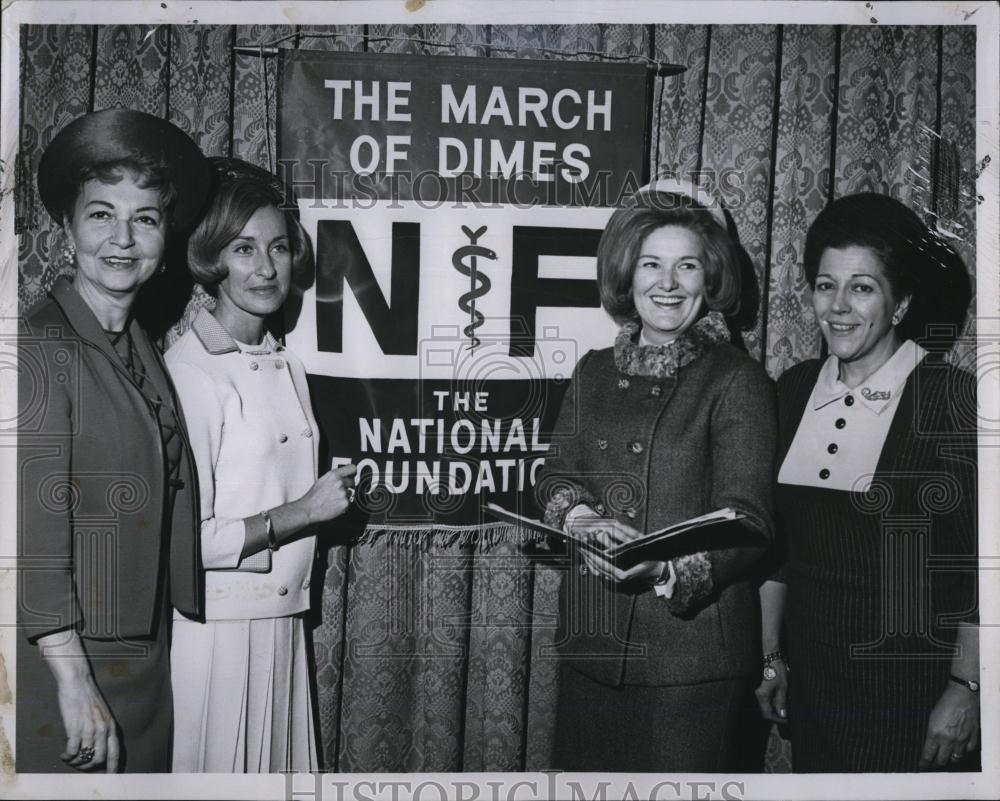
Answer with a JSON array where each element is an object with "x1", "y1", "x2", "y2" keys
[{"x1": 0, "y1": 1, "x2": 997, "y2": 799}]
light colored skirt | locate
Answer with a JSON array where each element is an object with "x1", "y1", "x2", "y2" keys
[{"x1": 171, "y1": 615, "x2": 318, "y2": 773}]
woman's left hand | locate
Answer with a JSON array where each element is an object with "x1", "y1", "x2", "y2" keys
[
  {"x1": 582, "y1": 553, "x2": 665, "y2": 584},
  {"x1": 919, "y1": 683, "x2": 979, "y2": 769}
]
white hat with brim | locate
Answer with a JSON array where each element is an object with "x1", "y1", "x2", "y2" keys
[{"x1": 634, "y1": 177, "x2": 728, "y2": 230}]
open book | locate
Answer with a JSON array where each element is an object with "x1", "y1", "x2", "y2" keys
[{"x1": 484, "y1": 503, "x2": 752, "y2": 568}]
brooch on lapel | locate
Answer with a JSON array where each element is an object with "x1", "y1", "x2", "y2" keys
[{"x1": 861, "y1": 387, "x2": 891, "y2": 401}]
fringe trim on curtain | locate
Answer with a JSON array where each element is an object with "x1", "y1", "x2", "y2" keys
[{"x1": 355, "y1": 522, "x2": 546, "y2": 549}]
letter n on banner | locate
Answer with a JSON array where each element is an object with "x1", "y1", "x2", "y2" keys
[{"x1": 279, "y1": 50, "x2": 649, "y2": 536}]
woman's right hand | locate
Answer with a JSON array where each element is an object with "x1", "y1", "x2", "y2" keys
[
  {"x1": 37, "y1": 631, "x2": 120, "y2": 772},
  {"x1": 297, "y1": 464, "x2": 358, "y2": 524},
  {"x1": 567, "y1": 514, "x2": 642, "y2": 550},
  {"x1": 754, "y1": 657, "x2": 789, "y2": 724}
]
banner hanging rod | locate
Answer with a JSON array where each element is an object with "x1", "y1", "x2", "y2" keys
[{"x1": 233, "y1": 35, "x2": 687, "y2": 78}]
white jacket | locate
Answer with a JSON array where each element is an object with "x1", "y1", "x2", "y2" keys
[{"x1": 166, "y1": 308, "x2": 320, "y2": 621}]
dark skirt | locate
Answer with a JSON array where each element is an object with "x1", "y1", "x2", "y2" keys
[
  {"x1": 16, "y1": 620, "x2": 172, "y2": 773},
  {"x1": 552, "y1": 663, "x2": 748, "y2": 772}
]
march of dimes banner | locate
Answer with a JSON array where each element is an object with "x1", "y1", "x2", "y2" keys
[{"x1": 279, "y1": 50, "x2": 649, "y2": 533}]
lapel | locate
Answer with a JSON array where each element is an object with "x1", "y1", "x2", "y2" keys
[{"x1": 49, "y1": 276, "x2": 125, "y2": 366}]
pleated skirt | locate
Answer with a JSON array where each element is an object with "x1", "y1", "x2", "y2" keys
[{"x1": 170, "y1": 615, "x2": 318, "y2": 773}]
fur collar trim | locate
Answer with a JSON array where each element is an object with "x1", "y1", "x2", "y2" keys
[{"x1": 613, "y1": 312, "x2": 730, "y2": 378}]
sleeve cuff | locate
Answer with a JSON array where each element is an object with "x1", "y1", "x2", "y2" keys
[
  {"x1": 666, "y1": 551, "x2": 714, "y2": 615},
  {"x1": 543, "y1": 484, "x2": 599, "y2": 530}
]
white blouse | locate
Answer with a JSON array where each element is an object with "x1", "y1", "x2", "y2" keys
[{"x1": 778, "y1": 339, "x2": 927, "y2": 492}]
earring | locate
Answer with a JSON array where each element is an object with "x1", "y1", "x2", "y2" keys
[
  {"x1": 61, "y1": 243, "x2": 76, "y2": 264},
  {"x1": 158, "y1": 262, "x2": 166, "y2": 275},
  {"x1": 892, "y1": 311, "x2": 902, "y2": 326}
]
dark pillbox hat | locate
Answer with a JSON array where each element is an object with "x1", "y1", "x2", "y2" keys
[{"x1": 37, "y1": 108, "x2": 210, "y2": 231}]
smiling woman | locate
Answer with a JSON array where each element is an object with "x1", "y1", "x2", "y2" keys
[
  {"x1": 536, "y1": 178, "x2": 776, "y2": 772},
  {"x1": 17, "y1": 109, "x2": 210, "y2": 774},
  {"x1": 757, "y1": 193, "x2": 979, "y2": 772}
]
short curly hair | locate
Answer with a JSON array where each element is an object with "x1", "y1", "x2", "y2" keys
[
  {"x1": 66, "y1": 155, "x2": 178, "y2": 225},
  {"x1": 597, "y1": 191, "x2": 741, "y2": 325},
  {"x1": 186, "y1": 178, "x2": 312, "y2": 288},
  {"x1": 804, "y1": 193, "x2": 971, "y2": 344}
]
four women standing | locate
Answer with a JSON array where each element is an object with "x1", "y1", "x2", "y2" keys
[{"x1": 18, "y1": 111, "x2": 981, "y2": 775}]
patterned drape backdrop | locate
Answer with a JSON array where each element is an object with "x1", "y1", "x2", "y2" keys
[{"x1": 16, "y1": 23, "x2": 978, "y2": 773}]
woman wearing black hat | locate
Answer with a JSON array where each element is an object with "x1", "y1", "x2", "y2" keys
[
  {"x1": 755, "y1": 193, "x2": 979, "y2": 771},
  {"x1": 17, "y1": 109, "x2": 209, "y2": 772}
]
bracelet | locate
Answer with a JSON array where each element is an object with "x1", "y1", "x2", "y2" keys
[
  {"x1": 262, "y1": 509, "x2": 278, "y2": 551},
  {"x1": 949, "y1": 674, "x2": 980, "y2": 693},
  {"x1": 762, "y1": 650, "x2": 786, "y2": 681}
]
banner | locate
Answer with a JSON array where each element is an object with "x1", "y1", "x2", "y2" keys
[{"x1": 280, "y1": 50, "x2": 649, "y2": 530}]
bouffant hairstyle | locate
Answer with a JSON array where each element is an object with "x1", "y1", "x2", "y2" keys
[
  {"x1": 66, "y1": 154, "x2": 178, "y2": 224},
  {"x1": 596, "y1": 191, "x2": 742, "y2": 325},
  {"x1": 186, "y1": 177, "x2": 312, "y2": 288},
  {"x1": 804, "y1": 193, "x2": 972, "y2": 344}
]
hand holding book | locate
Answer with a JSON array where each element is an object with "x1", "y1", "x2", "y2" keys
[{"x1": 483, "y1": 504, "x2": 751, "y2": 570}]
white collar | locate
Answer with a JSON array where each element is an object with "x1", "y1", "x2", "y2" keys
[
  {"x1": 813, "y1": 339, "x2": 927, "y2": 414},
  {"x1": 192, "y1": 307, "x2": 283, "y2": 356}
]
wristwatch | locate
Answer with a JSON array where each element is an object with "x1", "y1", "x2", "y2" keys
[
  {"x1": 949, "y1": 674, "x2": 980, "y2": 693},
  {"x1": 762, "y1": 650, "x2": 785, "y2": 682}
]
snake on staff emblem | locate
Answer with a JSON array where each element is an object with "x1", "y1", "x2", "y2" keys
[{"x1": 452, "y1": 225, "x2": 497, "y2": 350}]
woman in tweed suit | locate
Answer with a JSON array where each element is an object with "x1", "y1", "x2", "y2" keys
[
  {"x1": 538, "y1": 179, "x2": 777, "y2": 772},
  {"x1": 756, "y1": 193, "x2": 978, "y2": 772}
]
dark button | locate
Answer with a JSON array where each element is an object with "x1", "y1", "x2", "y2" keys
[
  {"x1": 819, "y1": 469, "x2": 830, "y2": 480},
  {"x1": 301, "y1": 428, "x2": 314, "y2": 438},
  {"x1": 630, "y1": 441, "x2": 644, "y2": 454},
  {"x1": 650, "y1": 385, "x2": 662, "y2": 396},
  {"x1": 827, "y1": 443, "x2": 838, "y2": 454},
  {"x1": 249, "y1": 361, "x2": 259, "y2": 371},
  {"x1": 844, "y1": 395, "x2": 854, "y2": 406},
  {"x1": 277, "y1": 585, "x2": 288, "y2": 596},
  {"x1": 279, "y1": 434, "x2": 289, "y2": 443},
  {"x1": 275, "y1": 359, "x2": 285, "y2": 370},
  {"x1": 835, "y1": 418, "x2": 846, "y2": 429}
]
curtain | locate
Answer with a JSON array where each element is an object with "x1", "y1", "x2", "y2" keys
[{"x1": 16, "y1": 22, "x2": 978, "y2": 773}]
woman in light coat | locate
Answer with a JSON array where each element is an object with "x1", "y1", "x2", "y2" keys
[{"x1": 167, "y1": 159, "x2": 356, "y2": 772}]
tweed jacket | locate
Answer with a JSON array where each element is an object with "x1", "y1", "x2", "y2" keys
[
  {"x1": 17, "y1": 277, "x2": 203, "y2": 642},
  {"x1": 165, "y1": 309, "x2": 321, "y2": 621},
  {"x1": 539, "y1": 314, "x2": 777, "y2": 687}
]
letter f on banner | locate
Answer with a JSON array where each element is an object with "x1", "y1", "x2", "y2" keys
[{"x1": 315, "y1": 220, "x2": 421, "y2": 355}]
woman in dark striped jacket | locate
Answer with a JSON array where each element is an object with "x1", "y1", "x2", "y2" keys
[{"x1": 756, "y1": 193, "x2": 979, "y2": 772}]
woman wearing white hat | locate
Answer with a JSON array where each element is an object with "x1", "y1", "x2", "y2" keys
[{"x1": 537, "y1": 179, "x2": 776, "y2": 771}]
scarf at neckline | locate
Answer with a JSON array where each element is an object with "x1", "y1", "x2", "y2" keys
[{"x1": 613, "y1": 311, "x2": 731, "y2": 378}]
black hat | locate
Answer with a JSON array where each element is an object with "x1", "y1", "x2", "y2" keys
[{"x1": 37, "y1": 108, "x2": 210, "y2": 230}]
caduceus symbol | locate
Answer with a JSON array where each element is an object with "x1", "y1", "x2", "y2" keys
[{"x1": 451, "y1": 225, "x2": 497, "y2": 350}]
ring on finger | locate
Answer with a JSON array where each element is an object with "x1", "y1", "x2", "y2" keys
[
  {"x1": 950, "y1": 752, "x2": 963, "y2": 761},
  {"x1": 77, "y1": 745, "x2": 95, "y2": 764},
  {"x1": 346, "y1": 487, "x2": 356, "y2": 504}
]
